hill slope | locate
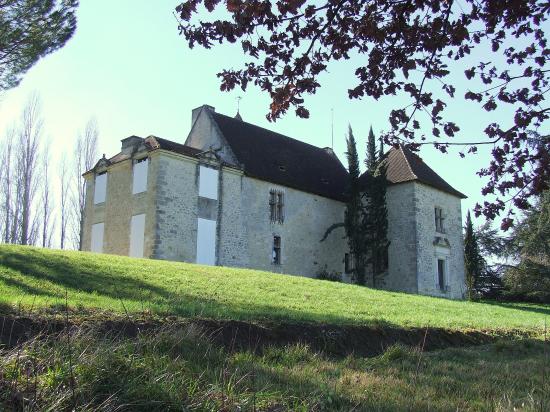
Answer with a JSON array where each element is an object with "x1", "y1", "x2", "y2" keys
[{"x1": 0, "y1": 245, "x2": 548, "y2": 332}]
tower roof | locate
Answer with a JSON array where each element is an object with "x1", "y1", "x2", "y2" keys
[{"x1": 360, "y1": 145, "x2": 466, "y2": 198}]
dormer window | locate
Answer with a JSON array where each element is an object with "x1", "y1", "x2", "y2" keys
[
  {"x1": 435, "y1": 207, "x2": 445, "y2": 233},
  {"x1": 132, "y1": 157, "x2": 148, "y2": 194},
  {"x1": 278, "y1": 165, "x2": 286, "y2": 172},
  {"x1": 93, "y1": 172, "x2": 107, "y2": 204},
  {"x1": 321, "y1": 178, "x2": 329, "y2": 185}
]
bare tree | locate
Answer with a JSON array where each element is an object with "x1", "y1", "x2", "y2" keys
[
  {"x1": 16, "y1": 93, "x2": 43, "y2": 245},
  {"x1": 73, "y1": 118, "x2": 98, "y2": 250},
  {"x1": 40, "y1": 142, "x2": 54, "y2": 247},
  {"x1": 59, "y1": 153, "x2": 71, "y2": 249},
  {"x1": 0, "y1": 127, "x2": 15, "y2": 243}
]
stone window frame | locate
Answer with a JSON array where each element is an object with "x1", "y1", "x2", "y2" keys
[
  {"x1": 434, "y1": 246, "x2": 450, "y2": 293},
  {"x1": 91, "y1": 222, "x2": 104, "y2": 253},
  {"x1": 129, "y1": 213, "x2": 146, "y2": 258},
  {"x1": 269, "y1": 189, "x2": 285, "y2": 224},
  {"x1": 198, "y1": 164, "x2": 219, "y2": 200},
  {"x1": 132, "y1": 156, "x2": 149, "y2": 195},
  {"x1": 434, "y1": 206, "x2": 445, "y2": 234},
  {"x1": 93, "y1": 171, "x2": 108, "y2": 205},
  {"x1": 272, "y1": 235, "x2": 282, "y2": 265}
]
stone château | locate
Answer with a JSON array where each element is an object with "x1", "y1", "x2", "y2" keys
[{"x1": 82, "y1": 105, "x2": 467, "y2": 299}]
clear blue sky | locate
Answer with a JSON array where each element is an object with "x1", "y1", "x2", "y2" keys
[{"x1": 0, "y1": 0, "x2": 523, "y2": 226}]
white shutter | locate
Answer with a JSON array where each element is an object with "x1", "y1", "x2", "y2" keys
[
  {"x1": 198, "y1": 166, "x2": 218, "y2": 200},
  {"x1": 91, "y1": 223, "x2": 104, "y2": 253},
  {"x1": 94, "y1": 173, "x2": 107, "y2": 204},
  {"x1": 129, "y1": 214, "x2": 146, "y2": 258},
  {"x1": 196, "y1": 218, "x2": 216, "y2": 265},
  {"x1": 132, "y1": 159, "x2": 148, "y2": 194}
]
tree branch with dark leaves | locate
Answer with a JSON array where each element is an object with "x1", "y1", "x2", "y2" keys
[{"x1": 176, "y1": 0, "x2": 550, "y2": 229}]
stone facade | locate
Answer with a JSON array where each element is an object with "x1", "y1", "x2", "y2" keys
[
  {"x1": 81, "y1": 105, "x2": 466, "y2": 299},
  {"x1": 414, "y1": 183, "x2": 466, "y2": 299},
  {"x1": 152, "y1": 151, "x2": 199, "y2": 262},
  {"x1": 383, "y1": 182, "x2": 418, "y2": 293},
  {"x1": 381, "y1": 182, "x2": 466, "y2": 299},
  {"x1": 82, "y1": 147, "x2": 157, "y2": 258}
]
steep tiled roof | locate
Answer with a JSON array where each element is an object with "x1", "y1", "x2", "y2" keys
[
  {"x1": 210, "y1": 112, "x2": 349, "y2": 202},
  {"x1": 360, "y1": 145, "x2": 466, "y2": 198}
]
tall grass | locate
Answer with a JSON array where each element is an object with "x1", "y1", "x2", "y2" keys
[{"x1": 1, "y1": 321, "x2": 549, "y2": 411}]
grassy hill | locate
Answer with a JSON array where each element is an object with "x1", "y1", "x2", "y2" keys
[
  {"x1": 1, "y1": 245, "x2": 550, "y2": 411},
  {"x1": 0, "y1": 244, "x2": 548, "y2": 332}
]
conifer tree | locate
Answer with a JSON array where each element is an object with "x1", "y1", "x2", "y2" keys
[
  {"x1": 365, "y1": 126, "x2": 377, "y2": 171},
  {"x1": 344, "y1": 125, "x2": 367, "y2": 285},
  {"x1": 370, "y1": 159, "x2": 389, "y2": 286},
  {"x1": 378, "y1": 137, "x2": 384, "y2": 161},
  {"x1": 362, "y1": 137, "x2": 389, "y2": 287},
  {"x1": 464, "y1": 210, "x2": 484, "y2": 300},
  {"x1": 0, "y1": 0, "x2": 78, "y2": 91}
]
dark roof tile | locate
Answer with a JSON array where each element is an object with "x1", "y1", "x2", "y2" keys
[
  {"x1": 360, "y1": 145, "x2": 466, "y2": 198},
  {"x1": 210, "y1": 112, "x2": 348, "y2": 201}
]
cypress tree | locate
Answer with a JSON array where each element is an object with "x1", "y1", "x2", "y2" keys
[
  {"x1": 344, "y1": 125, "x2": 367, "y2": 285},
  {"x1": 464, "y1": 210, "x2": 483, "y2": 300},
  {"x1": 362, "y1": 128, "x2": 389, "y2": 287},
  {"x1": 363, "y1": 157, "x2": 389, "y2": 287},
  {"x1": 365, "y1": 126, "x2": 377, "y2": 171},
  {"x1": 371, "y1": 159, "x2": 389, "y2": 286}
]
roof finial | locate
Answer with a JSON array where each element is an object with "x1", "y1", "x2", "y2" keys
[{"x1": 235, "y1": 96, "x2": 243, "y2": 120}]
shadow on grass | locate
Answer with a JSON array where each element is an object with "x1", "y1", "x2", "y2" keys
[
  {"x1": 481, "y1": 300, "x2": 550, "y2": 317},
  {"x1": 0, "y1": 247, "x2": 171, "y2": 302},
  {"x1": 1, "y1": 245, "x2": 396, "y2": 328}
]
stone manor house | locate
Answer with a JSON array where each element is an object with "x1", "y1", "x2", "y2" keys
[{"x1": 82, "y1": 105, "x2": 467, "y2": 299}]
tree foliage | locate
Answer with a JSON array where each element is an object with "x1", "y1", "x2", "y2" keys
[
  {"x1": 503, "y1": 190, "x2": 550, "y2": 302},
  {"x1": 464, "y1": 210, "x2": 484, "y2": 299},
  {"x1": 344, "y1": 125, "x2": 366, "y2": 285},
  {"x1": 176, "y1": 0, "x2": 550, "y2": 228},
  {"x1": 0, "y1": 0, "x2": 78, "y2": 91},
  {"x1": 362, "y1": 141, "x2": 389, "y2": 287},
  {"x1": 365, "y1": 126, "x2": 377, "y2": 172}
]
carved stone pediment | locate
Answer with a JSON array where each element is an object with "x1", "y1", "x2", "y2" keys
[{"x1": 433, "y1": 236, "x2": 450, "y2": 248}]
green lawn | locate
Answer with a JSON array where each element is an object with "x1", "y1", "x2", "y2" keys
[{"x1": 0, "y1": 244, "x2": 548, "y2": 332}]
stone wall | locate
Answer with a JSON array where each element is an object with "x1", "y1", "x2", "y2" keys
[
  {"x1": 147, "y1": 150, "x2": 347, "y2": 278},
  {"x1": 413, "y1": 183, "x2": 466, "y2": 299},
  {"x1": 234, "y1": 177, "x2": 347, "y2": 277},
  {"x1": 152, "y1": 151, "x2": 198, "y2": 262},
  {"x1": 217, "y1": 168, "x2": 250, "y2": 268},
  {"x1": 81, "y1": 153, "x2": 156, "y2": 257},
  {"x1": 384, "y1": 182, "x2": 419, "y2": 293}
]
